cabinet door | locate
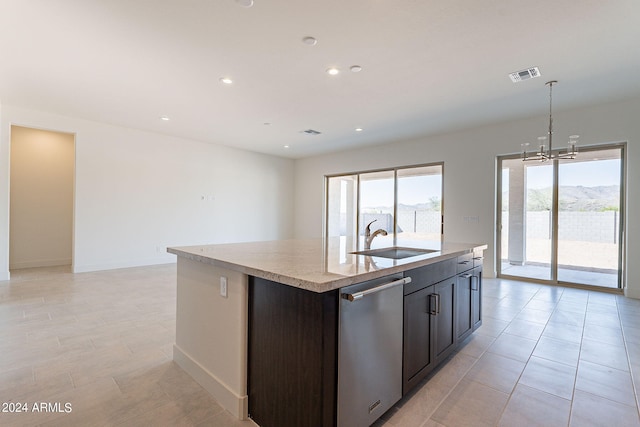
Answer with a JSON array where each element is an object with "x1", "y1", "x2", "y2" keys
[
  {"x1": 433, "y1": 280, "x2": 456, "y2": 365},
  {"x1": 403, "y1": 285, "x2": 433, "y2": 391},
  {"x1": 472, "y1": 266, "x2": 482, "y2": 330},
  {"x1": 456, "y1": 272, "x2": 473, "y2": 342}
]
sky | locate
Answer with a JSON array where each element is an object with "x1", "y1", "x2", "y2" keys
[
  {"x1": 360, "y1": 175, "x2": 442, "y2": 207},
  {"x1": 526, "y1": 159, "x2": 621, "y2": 189}
]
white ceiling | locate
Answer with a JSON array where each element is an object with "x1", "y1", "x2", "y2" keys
[{"x1": 1, "y1": 0, "x2": 639, "y2": 159}]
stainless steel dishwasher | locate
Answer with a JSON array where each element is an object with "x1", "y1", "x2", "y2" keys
[{"x1": 338, "y1": 273, "x2": 411, "y2": 427}]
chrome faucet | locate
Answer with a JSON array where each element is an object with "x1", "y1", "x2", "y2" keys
[{"x1": 364, "y1": 219, "x2": 388, "y2": 249}]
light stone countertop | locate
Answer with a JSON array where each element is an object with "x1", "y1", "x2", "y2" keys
[{"x1": 167, "y1": 237, "x2": 487, "y2": 293}]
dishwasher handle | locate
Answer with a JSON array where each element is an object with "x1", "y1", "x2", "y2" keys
[{"x1": 342, "y1": 277, "x2": 412, "y2": 302}]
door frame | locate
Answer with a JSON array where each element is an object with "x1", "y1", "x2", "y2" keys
[
  {"x1": 496, "y1": 142, "x2": 626, "y2": 292},
  {"x1": 8, "y1": 124, "x2": 77, "y2": 274}
]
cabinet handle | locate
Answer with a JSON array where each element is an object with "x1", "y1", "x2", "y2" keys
[
  {"x1": 471, "y1": 276, "x2": 478, "y2": 291},
  {"x1": 473, "y1": 256, "x2": 483, "y2": 261},
  {"x1": 458, "y1": 260, "x2": 470, "y2": 265},
  {"x1": 341, "y1": 277, "x2": 412, "y2": 302},
  {"x1": 436, "y1": 293, "x2": 441, "y2": 314},
  {"x1": 461, "y1": 273, "x2": 472, "y2": 279},
  {"x1": 429, "y1": 294, "x2": 437, "y2": 315}
]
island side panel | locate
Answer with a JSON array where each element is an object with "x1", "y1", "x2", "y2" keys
[
  {"x1": 174, "y1": 257, "x2": 249, "y2": 419},
  {"x1": 248, "y1": 276, "x2": 338, "y2": 427}
]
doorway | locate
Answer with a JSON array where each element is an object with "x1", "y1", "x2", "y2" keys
[
  {"x1": 9, "y1": 126, "x2": 75, "y2": 271},
  {"x1": 497, "y1": 143, "x2": 625, "y2": 290}
]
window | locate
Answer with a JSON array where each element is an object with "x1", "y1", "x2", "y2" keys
[{"x1": 326, "y1": 164, "x2": 443, "y2": 250}]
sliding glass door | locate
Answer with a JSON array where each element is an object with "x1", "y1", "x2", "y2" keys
[
  {"x1": 359, "y1": 170, "x2": 395, "y2": 241},
  {"x1": 498, "y1": 144, "x2": 625, "y2": 289},
  {"x1": 556, "y1": 149, "x2": 623, "y2": 287},
  {"x1": 500, "y1": 160, "x2": 554, "y2": 281},
  {"x1": 326, "y1": 163, "x2": 443, "y2": 249}
]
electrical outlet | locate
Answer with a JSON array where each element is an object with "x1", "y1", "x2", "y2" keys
[{"x1": 220, "y1": 276, "x2": 228, "y2": 298}]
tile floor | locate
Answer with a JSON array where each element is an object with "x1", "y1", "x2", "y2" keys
[{"x1": 1, "y1": 265, "x2": 639, "y2": 426}]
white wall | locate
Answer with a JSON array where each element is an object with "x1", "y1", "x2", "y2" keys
[
  {"x1": 293, "y1": 97, "x2": 640, "y2": 298},
  {"x1": 0, "y1": 102, "x2": 5, "y2": 280},
  {"x1": 0, "y1": 105, "x2": 294, "y2": 279},
  {"x1": 10, "y1": 126, "x2": 74, "y2": 269}
]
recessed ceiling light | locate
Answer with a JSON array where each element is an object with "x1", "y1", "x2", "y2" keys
[
  {"x1": 160, "y1": 116, "x2": 170, "y2": 121},
  {"x1": 235, "y1": 0, "x2": 254, "y2": 8},
  {"x1": 350, "y1": 65, "x2": 363, "y2": 73},
  {"x1": 326, "y1": 67, "x2": 340, "y2": 76},
  {"x1": 263, "y1": 122, "x2": 271, "y2": 126},
  {"x1": 219, "y1": 77, "x2": 233, "y2": 85},
  {"x1": 284, "y1": 145, "x2": 290, "y2": 149},
  {"x1": 355, "y1": 128, "x2": 363, "y2": 132},
  {"x1": 302, "y1": 36, "x2": 317, "y2": 46}
]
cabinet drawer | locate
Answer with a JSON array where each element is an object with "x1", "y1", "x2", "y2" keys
[
  {"x1": 456, "y1": 253, "x2": 473, "y2": 273},
  {"x1": 473, "y1": 249, "x2": 484, "y2": 268},
  {"x1": 404, "y1": 258, "x2": 457, "y2": 295}
]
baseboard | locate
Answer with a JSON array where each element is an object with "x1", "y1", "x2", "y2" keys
[
  {"x1": 73, "y1": 256, "x2": 175, "y2": 273},
  {"x1": 173, "y1": 344, "x2": 250, "y2": 422},
  {"x1": 9, "y1": 258, "x2": 71, "y2": 269},
  {"x1": 625, "y1": 287, "x2": 640, "y2": 300},
  {"x1": 0, "y1": 270, "x2": 9, "y2": 281}
]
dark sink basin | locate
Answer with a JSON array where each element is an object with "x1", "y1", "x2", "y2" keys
[{"x1": 351, "y1": 247, "x2": 439, "y2": 259}]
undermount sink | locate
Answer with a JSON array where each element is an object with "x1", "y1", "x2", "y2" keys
[{"x1": 351, "y1": 247, "x2": 439, "y2": 259}]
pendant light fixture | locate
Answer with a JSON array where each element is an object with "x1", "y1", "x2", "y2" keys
[{"x1": 522, "y1": 80, "x2": 579, "y2": 162}]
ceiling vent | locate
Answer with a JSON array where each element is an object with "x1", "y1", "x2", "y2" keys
[
  {"x1": 509, "y1": 67, "x2": 541, "y2": 83},
  {"x1": 301, "y1": 129, "x2": 322, "y2": 135}
]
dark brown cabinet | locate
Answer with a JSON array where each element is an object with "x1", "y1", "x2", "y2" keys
[
  {"x1": 471, "y1": 248, "x2": 483, "y2": 331},
  {"x1": 248, "y1": 277, "x2": 338, "y2": 427},
  {"x1": 403, "y1": 284, "x2": 434, "y2": 393},
  {"x1": 471, "y1": 266, "x2": 482, "y2": 330},
  {"x1": 456, "y1": 250, "x2": 474, "y2": 342},
  {"x1": 433, "y1": 279, "x2": 457, "y2": 363},
  {"x1": 248, "y1": 251, "x2": 484, "y2": 425},
  {"x1": 456, "y1": 264, "x2": 483, "y2": 343},
  {"x1": 456, "y1": 252, "x2": 473, "y2": 274},
  {"x1": 456, "y1": 270, "x2": 474, "y2": 341},
  {"x1": 402, "y1": 259, "x2": 458, "y2": 395}
]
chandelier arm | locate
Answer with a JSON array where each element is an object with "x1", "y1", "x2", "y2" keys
[{"x1": 521, "y1": 80, "x2": 576, "y2": 162}]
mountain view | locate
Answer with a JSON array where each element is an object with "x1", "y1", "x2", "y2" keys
[{"x1": 503, "y1": 185, "x2": 620, "y2": 211}]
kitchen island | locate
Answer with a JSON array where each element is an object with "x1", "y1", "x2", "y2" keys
[{"x1": 168, "y1": 238, "x2": 486, "y2": 426}]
